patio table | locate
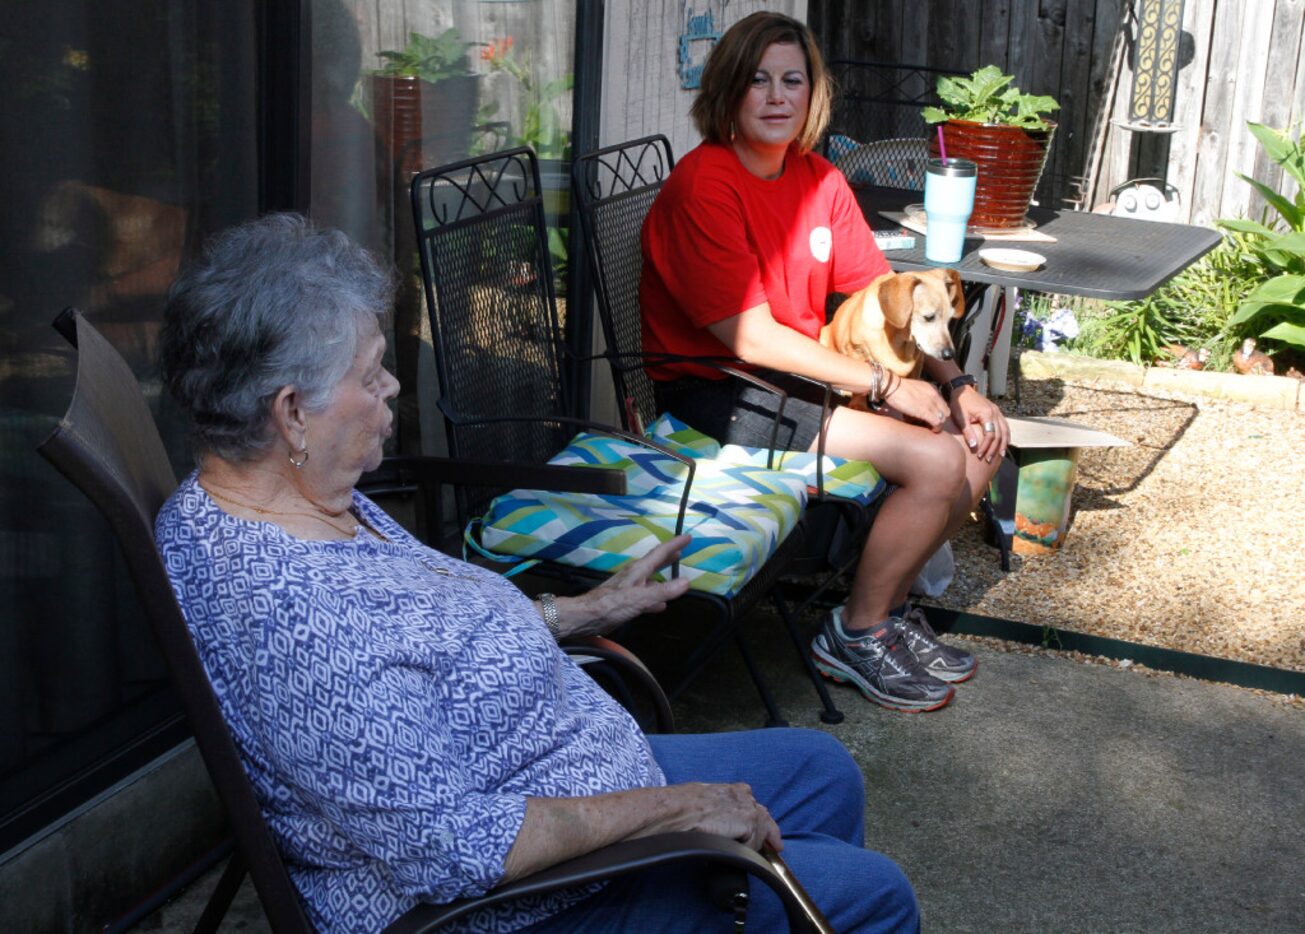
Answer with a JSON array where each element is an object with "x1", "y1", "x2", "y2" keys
[{"x1": 854, "y1": 185, "x2": 1222, "y2": 395}]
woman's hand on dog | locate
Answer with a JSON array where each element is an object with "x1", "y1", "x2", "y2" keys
[
  {"x1": 951, "y1": 387, "x2": 1009, "y2": 463},
  {"x1": 884, "y1": 376, "x2": 951, "y2": 433}
]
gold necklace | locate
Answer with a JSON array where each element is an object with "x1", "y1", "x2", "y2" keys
[{"x1": 201, "y1": 482, "x2": 363, "y2": 538}]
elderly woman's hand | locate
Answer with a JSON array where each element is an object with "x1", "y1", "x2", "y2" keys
[
  {"x1": 554, "y1": 534, "x2": 693, "y2": 638},
  {"x1": 651, "y1": 782, "x2": 783, "y2": 853}
]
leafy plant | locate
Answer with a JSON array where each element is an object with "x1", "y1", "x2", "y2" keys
[
  {"x1": 922, "y1": 65, "x2": 1059, "y2": 130},
  {"x1": 1217, "y1": 122, "x2": 1305, "y2": 354},
  {"x1": 1053, "y1": 233, "x2": 1264, "y2": 368},
  {"x1": 372, "y1": 29, "x2": 473, "y2": 83},
  {"x1": 1080, "y1": 294, "x2": 1205, "y2": 366},
  {"x1": 479, "y1": 36, "x2": 573, "y2": 160}
]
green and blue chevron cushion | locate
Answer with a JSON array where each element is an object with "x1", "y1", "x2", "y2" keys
[
  {"x1": 476, "y1": 429, "x2": 808, "y2": 597},
  {"x1": 717, "y1": 446, "x2": 886, "y2": 506},
  {"x1": 645, "y1": 413, "x2": 886, "y2": 506},
  {"x1": 643, "y1": 415, "x2": 721, "y2": 459}
]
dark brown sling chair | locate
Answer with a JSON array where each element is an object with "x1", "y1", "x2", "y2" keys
[{"x1": 37, "y1": 307, "x2": 830, "y2": 932}]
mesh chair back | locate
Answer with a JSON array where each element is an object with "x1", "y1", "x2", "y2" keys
[
  {"x1": 37, "y1": 309, "x2": 313, "y2": 933},
  {"x1": 827, "y1": 60, "x2": 962, "y2": 143},
  {"x1": 824, "y1": 62, "x2": 964, "y2": 191},
  {"x1": 571, "y1": 135, "x2": 675, "y2": 432},
  {"x1": 411, "y1": 148, "x2": 573, "y2": 524}
]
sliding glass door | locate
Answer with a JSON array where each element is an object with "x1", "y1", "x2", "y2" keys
[{"x1": 0, "y1": 0, "x2": 260, "y2": 852}]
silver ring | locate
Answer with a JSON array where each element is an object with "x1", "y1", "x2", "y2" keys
[
  {"x1": 983, "y1": 422, "x2": 995, "y2": 433},
  {"x1": 937, "y1": 411, "x2": 948, "y2": 423}
]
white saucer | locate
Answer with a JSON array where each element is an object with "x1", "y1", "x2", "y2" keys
[{"x1": 979, "y1": 248, "x2": 1045, "y2": 272}]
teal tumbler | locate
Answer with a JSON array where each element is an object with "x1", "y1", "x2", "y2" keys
[{"x1": 924, "y1": 158, "x2": 978, "y2": 264}]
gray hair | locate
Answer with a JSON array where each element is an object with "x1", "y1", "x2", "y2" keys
[{"x1": 159, "y1": 213, "x2": 394, "y2": 461}]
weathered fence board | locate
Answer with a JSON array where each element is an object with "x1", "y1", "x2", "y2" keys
[
  {"x1": 1150, "y1": 0, "x2": 1213, "y2": 220},
  {"x1": 597, "y1": 0, "x2": 807, "y2": 154},
  {"x1": 1253, "y1": 0, "x2": 1305, "y2": 213}
]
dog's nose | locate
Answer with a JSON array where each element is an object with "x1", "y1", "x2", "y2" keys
[{"x1": 940, "y1": 349, "x2": 954, "y2": 360}]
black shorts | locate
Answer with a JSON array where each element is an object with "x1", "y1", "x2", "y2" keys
[{"x1": 653, "y1": 370, "x2": 838, "y2": 451}]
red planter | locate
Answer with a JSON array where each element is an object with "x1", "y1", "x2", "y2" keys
[
  {"x1": 369, "y1": 74, "x2": 480, "y2": 177},
  {"x1": 930, "y1": 119, "x2": 1055, "y2": 229}
]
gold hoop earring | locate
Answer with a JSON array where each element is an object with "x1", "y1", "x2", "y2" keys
[{"x1": 289, "y1": 446, "x2": 309, "y2": 469}]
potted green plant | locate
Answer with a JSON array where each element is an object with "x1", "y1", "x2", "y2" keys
[
  {"x1": 367, "y1": 29, "x2": 480, "y2": 175},
  {"x1": 922, "y1": 66, "x2": 1059, "y2": 229}
]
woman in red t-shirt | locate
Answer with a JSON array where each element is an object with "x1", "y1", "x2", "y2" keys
[{"x1": 641, "y1": 12, "x2": 1010, "y2": 712}]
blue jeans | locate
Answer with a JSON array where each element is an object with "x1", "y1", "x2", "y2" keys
[{"x1": 527, "y1": 728, "x2": 920, "y2": 933}]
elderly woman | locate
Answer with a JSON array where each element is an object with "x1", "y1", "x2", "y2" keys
[
  {"x1": 641, "y1": 12, "x2": 1008, "y2": 713},
  {"x1": 154, "y1": 214, "x2": 919, "y2": 932}
]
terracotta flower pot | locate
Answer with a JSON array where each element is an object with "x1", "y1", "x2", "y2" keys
[
  {"x1": 369, "y1": 74, "x2": 480, "y2": 177},
  {"x1": 930, "y1": 119, "x2": 1055, "y2": 229}
]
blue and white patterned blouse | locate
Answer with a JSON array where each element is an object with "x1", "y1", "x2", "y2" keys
[{"x1": 156, "y1": 472, "x2": 666, "y2": 932}]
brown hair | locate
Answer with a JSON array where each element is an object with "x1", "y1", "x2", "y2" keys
[{"x1": 689, "y1": 12, "x2": 832, "y2": 154}]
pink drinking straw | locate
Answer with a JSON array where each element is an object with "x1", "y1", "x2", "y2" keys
[{"x1": 937, "y1": 125, "x2": 948, "y2": 162}]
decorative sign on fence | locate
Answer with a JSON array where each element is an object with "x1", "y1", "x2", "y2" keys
[
  {"x1": 1125, "y1": 0, "x2": 1185, "y2": 129},
  {"x1": 678, "y1": 8, "x2": 720, "y2": 90}
]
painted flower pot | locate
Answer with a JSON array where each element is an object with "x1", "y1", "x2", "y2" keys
[
  {"x1": 930, "y1": 119, "x2": 1055, "y2": 229},
  {"x1": 369, "y1": 74, "x2": 480, "y2": 177},
  {"x1": 1009, "y1": 447, "x2": 1080, "y2": 554}
]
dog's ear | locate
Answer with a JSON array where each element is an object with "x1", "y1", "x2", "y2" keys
[
  {"x1": 877, "y1": 274, "x2": 918, "y2": 329},
  {"x1": 942, "y1": 268, "x2": 965, "y2": 319}
]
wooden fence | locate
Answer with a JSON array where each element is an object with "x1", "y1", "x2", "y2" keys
[
  {"x1": 808, "y1": 0, "x2": 1305, "y2": 226},
  {"x1": 334, "y1": 1, "x2": 1304, "y2": 226}
]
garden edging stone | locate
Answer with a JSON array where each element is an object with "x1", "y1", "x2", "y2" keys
[{"x1": 1019, "y1": 350, "x2": 1303, "y2": 412}]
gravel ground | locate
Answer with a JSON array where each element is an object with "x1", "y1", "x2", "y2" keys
[{"x1": 935, "y1": 370, "x2": 1305, "y2": 675}]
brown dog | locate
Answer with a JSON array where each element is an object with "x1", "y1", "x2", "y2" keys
[{"x1": 819, "y1": 270, "x2": 965, "y2": 408}]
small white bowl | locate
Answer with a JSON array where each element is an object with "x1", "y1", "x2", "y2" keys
[{"x1": 979, "y1": 248, "x2": 1045, "y2": 272}]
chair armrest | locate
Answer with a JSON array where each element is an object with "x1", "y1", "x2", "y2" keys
[
  {"x1": 436, "y1": 410, "x2": 700, "y2": 564},
  {"x1": 780, "y1": 373, "x2": 840, "y2": 498},
  {"x1": 379, "y1": 831, "x2": 816, "y2": 933},
  {"x1": 600, "y1": 347, "x2": 844, "y2": 499},
  {"x1": 584, "y1": 348, "x2": 796, "y2": 470},
  {"x1": 563, "y1": 636, "x2": 675, "y2": 734},
  {"x1": 363, "y1": 455, "x2": 627, "y2": 497},
  {"x1": 359, "y1": 456, "x2": 627, "y2": 553}
]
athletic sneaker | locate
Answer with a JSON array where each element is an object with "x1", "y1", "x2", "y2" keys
[
  {"x1": 895, "y1": 605, "x2": 978, "y2": 683},
  {"x1": 811, "y1": 608, "x2": 955, "y2": 712}
]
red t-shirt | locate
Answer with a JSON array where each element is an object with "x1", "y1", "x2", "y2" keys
[{"x1": 640, "y1": 141, "x2": 890, "y2": 379}]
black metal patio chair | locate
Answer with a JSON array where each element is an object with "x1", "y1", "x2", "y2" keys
[
  {"x1": 822, "y1": 61, "x2": 964, "y2": 190},
  {"x1": 37, "y1": 307, "x2": 825, "y2": 932},
  {"x1": 569, "y1": 135, "x2": 912, "y2": 725},
  {"x1": 410, "y1": 147, "x2": 813, "y2": 727}
]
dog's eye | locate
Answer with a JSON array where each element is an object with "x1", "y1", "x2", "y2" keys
[{"x1": 922, "y1": 314, "x2": 936, "y2": 323}]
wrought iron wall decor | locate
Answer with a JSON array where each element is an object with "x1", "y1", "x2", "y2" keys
[{"x1": 1126, "y1": 0, "x2": 1185, "y2": 129}]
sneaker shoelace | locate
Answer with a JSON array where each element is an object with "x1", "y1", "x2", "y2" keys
[
  {"x1": 835, "y1": 613, "x2": 917, "y2": 678},
  {"x1": 903, "y1": 606, "x2": 940, "y2": 641},
  {"x1": 867, "y1": 626, "x2": 916, "y2": 678}
]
